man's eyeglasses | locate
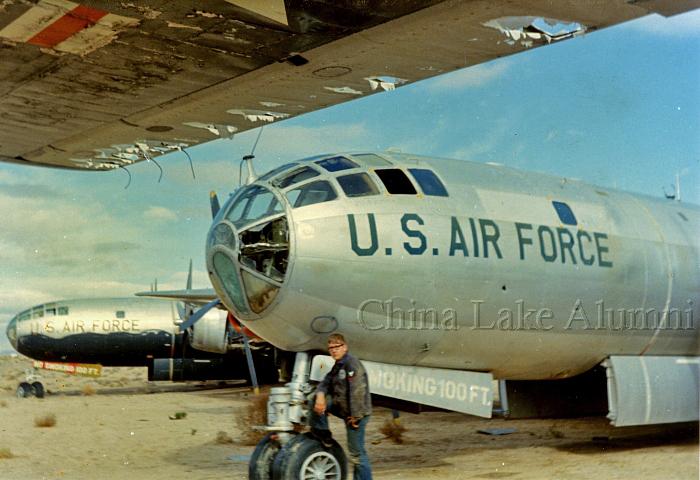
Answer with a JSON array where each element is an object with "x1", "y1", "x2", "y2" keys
[{"x1": 328, "y1": 344, "x2": 345, "y2": 351}]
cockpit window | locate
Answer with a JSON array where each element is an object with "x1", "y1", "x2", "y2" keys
[
  {"x1": 337, "y1": 173, "x2": 380, "y2": 197},
  {"x1": 18, "y1": 310, "x2": 30, "y2": 321},
  {"x1": 258, "y1": 162, "x2": 298, "y2": 182},
  {"x1": 32, "y1": 308, "x2": 44, "y2": 319},
  {"x1": 58, "y1": 306, "x2": 69, "y2": 315},
  {"x1": 45, "y1": 308, "x2": 56, "y2": 316},
  {"x1": 315, "y1": 156, "x2": 359, "y2": 172},
  {"x1": 274, "y1": 166, "x2": 320, "y2": 189},
  {"x1": 375, "y1": 169, "x2": 417, "y2": 195},
  {"x1": 286, "y1": 180, "x2": 338, "y2": 208},
  {"x1": 352, "y1": 153, "x2": 392, "y2": 167},
  {"x1": 226, "y1": 186, "x2": 281, "y2": 228},
  {"x1": 408, "y1": 168, "x2": 449, "y2": 197}
]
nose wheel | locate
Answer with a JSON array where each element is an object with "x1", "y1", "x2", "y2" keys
[
  {"x1": 250, "y1": 433, "x2": 347, "y2": 480},
  {"x1": 272, "y1": 433, "x2": 346, "y2": 480}
]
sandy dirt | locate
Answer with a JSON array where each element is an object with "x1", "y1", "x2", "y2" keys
[{"x1": 0, "y1": 355, "x2": 697, "y2": 480}]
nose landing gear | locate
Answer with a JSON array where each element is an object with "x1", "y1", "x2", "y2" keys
[{"x1": 248, "y1": 353, "x2": 347, "y2": 480}]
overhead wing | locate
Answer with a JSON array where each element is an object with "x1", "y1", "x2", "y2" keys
[
  {"x1": 135, "y1": 287, "x2": 217, "y2": 305},
  {"x1": 1, "y1": 0, "x2": 697, "y2": 170}
]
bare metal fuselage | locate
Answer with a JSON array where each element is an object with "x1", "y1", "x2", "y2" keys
[{"x1": 206, "y1": 153, "x2": 699, "y2": 379}]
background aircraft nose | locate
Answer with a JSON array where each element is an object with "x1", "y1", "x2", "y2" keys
[{"x1": 6, "y1": 315, "x2": 18, "y2": 350}]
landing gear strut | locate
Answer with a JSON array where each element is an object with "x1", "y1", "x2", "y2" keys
[{"x1": 248, "y1": 353, "x2": 347, "y2": 480}]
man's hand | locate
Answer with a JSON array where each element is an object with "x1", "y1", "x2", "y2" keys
[
  {"x1": 346, "y1": 416, "x2": 359, "y2": 429},
  {"x1": 314, "y1": 393, "x2": 327, "y2": 415}
]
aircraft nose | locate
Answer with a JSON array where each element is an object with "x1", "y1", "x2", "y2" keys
[
  {"x1": 6, "y1": 315, "x2": 18, "y2": 350},
  {"x1": 206, "y1": 184, "x2": 290, "y2": 319},
  {"x1": 207, "y1": 220, "x2": 252, "y2": 316}
]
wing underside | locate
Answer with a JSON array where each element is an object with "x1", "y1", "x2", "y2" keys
[{"x1": 0, "y1": 0, "x2": 697, "y2": 170}]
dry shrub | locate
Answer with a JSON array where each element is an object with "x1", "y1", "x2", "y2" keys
[
  {"x1": 35, "y1": 413, "x2": 57, "y2": 428},
  {"x1": 215, "y1": 431, "x2": 234, "y2": 444},
  {"x1": 0, "y1": 448, "x2": 14, "y2": 459},
  {"x1": 379, "y1": 418, "x2": 407, "y2": 444},
  {"x1": 82, "y1": 384, "x2": 96, "y2": 396},
  {"x1": 233, "y1": 390, "x2": 269, "y2": 446}
]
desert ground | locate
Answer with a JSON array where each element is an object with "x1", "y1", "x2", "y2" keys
[{"x1": 0, "y1": 355, "x2": 697, "y2": 480}]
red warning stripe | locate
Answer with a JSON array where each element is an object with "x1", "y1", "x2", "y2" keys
[{"x1": 27, "y1": 4, "x2": 107, "y2": 48}]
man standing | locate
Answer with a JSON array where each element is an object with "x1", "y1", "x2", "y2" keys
[{"x1": 310, "y1": 333, "x2": 372, "y2": 480}]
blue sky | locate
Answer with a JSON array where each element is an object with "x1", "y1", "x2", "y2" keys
[{"x1": 0, "y1": 11, "x2": 698, "y2": 353}]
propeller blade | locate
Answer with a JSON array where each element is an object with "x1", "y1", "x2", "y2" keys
[
  {"x1": 186, "y1": 259, "x2": 193, "y2": 291},
  {"x1": 179, "y1": 298, "x2": 221, "y2": 332},
  {"x1": 210, "y1": 191, "x2": 220, "y2": 219}
]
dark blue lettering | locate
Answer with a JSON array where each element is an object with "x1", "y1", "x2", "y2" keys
[
  {"x1": 449, "y1": 217, "x2": 469, "y2": 257},
  {"x1": 557, "y1": 228, "x2": 577, "y2": 264},
  {"x1": 402, "y1": 214, "x2": 427, "y2": 255},
  {"x1": 594, "y1": 232, "x2": 613, "y2": 268},
  {"x1": 479, "y1": 219, "x2": 502, "y2": 259},
  {"x1": 537, "y1": 226, "x2": 557, "y2": 262},
  {"x1": 515, "y1": 222, "x2": 533, "y2": 260},
  {"x1": 348, "y1": 213, "x2": 378, "y2": 256},
  {"x1": 577, "y1": 230, "x2": 595, "y2": 266}
]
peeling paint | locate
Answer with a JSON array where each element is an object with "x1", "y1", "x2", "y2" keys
[
  {"x1": 166, "y1": 21, "x2": 202, "y2": 31},
  {"x1": 227, "y1": 109, "x2": 289, "y2": 123},
  {"x1": 483, "y1": 16, "x2": 585, "y2": 48},
  {"x1": 119, "y1": 2, "x2": 161, "y2": 19},
  {"x1": 192, "y1": 10, "x2": 223, "y2": 19},
  {"x1": 183, "y1": 122, "x2": 238, "y2": 136},
  {"x1": 324, "y1": 86, "x2": 362, "y2": 95},
  {"x1": 260, "y1": 101, "x2": 284, "y2": 107},
  {"x1": 365, "y1": 76, "x2": 407, "y2": 92}
]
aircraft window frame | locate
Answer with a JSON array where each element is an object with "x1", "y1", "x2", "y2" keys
[
  {"x1": 258, "y1": 162, "x2": 299, "y2": 182},
  {"x1": 226, "y1": 185, "x2": 281, "y2": 228},
  {"x1": 274, "y1": 166, "x2": 321, "y2": 189},
  {"x1": 244, "y1": 190, "x2": 279, "y2": 222},
  {"x1": 58, "y1": 306, "x2": 69, "y2": 315},
  {"x1": 336, "y1": 172, "x2": 380, "y2": 198},
  {"x1": 32, "y1": 308, "x2": 44, "y2": 319},
  {"x1": 45, "y1": 308, "x2": 56, "y2": 316},
  {"x1": 374, "y1": 168, "x2": 418, "y2": 195},
  {"x1": 315, "y1": 156, "x2": 359, "y2": 172},
  {"x1": 408, "y1": 168, "x2": 449, "y2": 197},
  {"x1": 351, "y1": 153, "x2": 392, "y2": 167},
  {"x1": 552, "y1": 201, "x2": 577, "y2": 226},
  {"x1": 240, "y1": 267, "x2": 280, "y2": 314},
  {"x1": 18, "y1": 311, "x2": 30, "y2": 321},
  {"x1": 286, "y1": 180, "x2": 338, "y2": 208}
]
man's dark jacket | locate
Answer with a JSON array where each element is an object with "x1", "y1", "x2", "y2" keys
[{"x1": 317, "y1": 353, "x2": 371, "y2": 418}]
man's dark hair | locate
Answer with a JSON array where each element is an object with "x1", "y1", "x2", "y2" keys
[{"x1": 327, "y1": 333, "x2": 346, "y2": 345}]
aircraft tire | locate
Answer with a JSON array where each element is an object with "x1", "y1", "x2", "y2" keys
[
  {"x1": 31, "y1": 382, "x2": 45, "y2": 399},
  {"x1": 272, "y1": 433, "x2": 346, "y2": 480},
  {"x1": 249, "y1": 433, "x2": 281, "y2": 480},
  {"x1": 16, "y1": 382, "x2": 32, "y2": 398}
]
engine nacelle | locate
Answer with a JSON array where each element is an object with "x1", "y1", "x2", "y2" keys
[{"x1": 189, "y1": 308, "x2": 228, "y2": 354}]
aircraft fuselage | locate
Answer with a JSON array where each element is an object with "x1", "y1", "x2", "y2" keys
[{"x1": 206, "y1": 152, "x2": 699, "y2": 379}]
